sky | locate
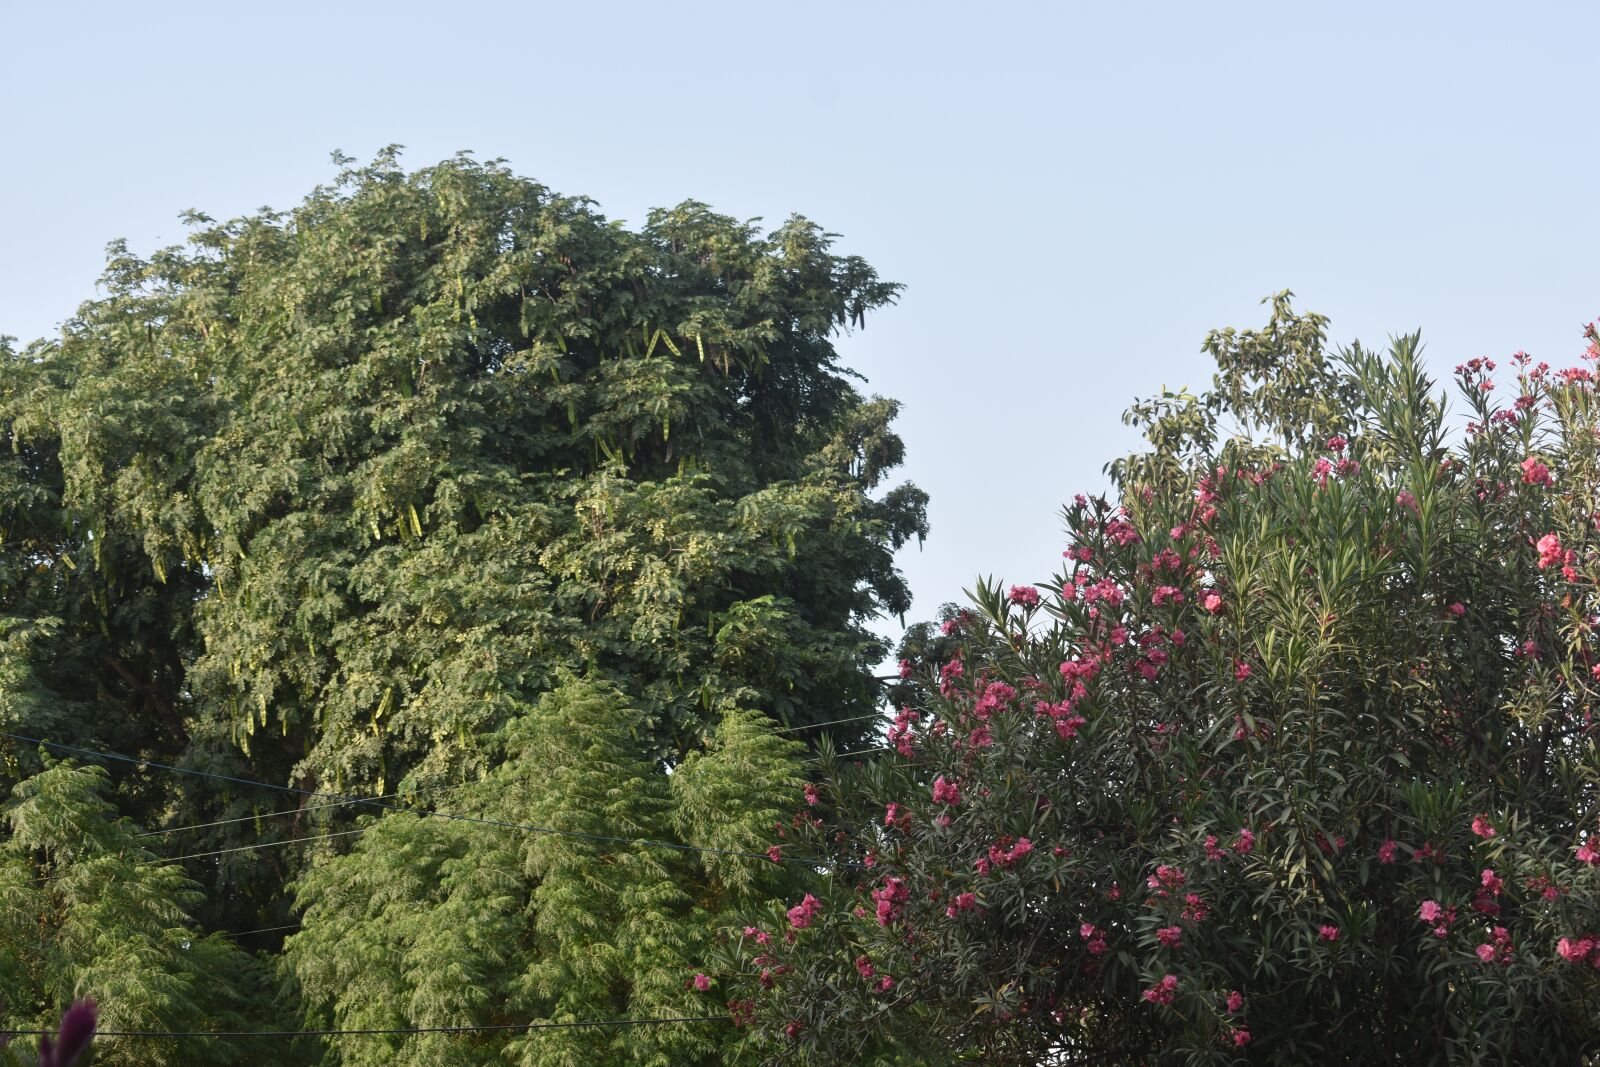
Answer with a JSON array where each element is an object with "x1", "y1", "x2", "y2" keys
[{"x1": 4, "y1": 1, "x2": 1599, "y2": 653}]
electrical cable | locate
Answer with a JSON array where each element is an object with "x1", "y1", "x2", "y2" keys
[
  {"x1": 0, "y1": 1015, "x2": 730, "y2": 1039},
  {"x1": 775, "y1": 713, "x2": 884, "y2": 734},
  {"x1": 137, "y1": 793, "x2": 405, "y2": 837},
  {"x1": 158, "y1": 828, "x2": 369, "y2": 865},
  {"x1": 1, "y1": 732, "x2": 853, "y2": 867}
]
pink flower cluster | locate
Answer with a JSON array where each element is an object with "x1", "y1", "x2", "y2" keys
[
  {"x1": 976, "y1": 836, "x2": 1033, "y2": 874},
  {"x1": 1141, "y1": 974, "x2": 1178, "y2": 1006},
  {"x1": 1576, "y1": 834, "x2": 1600, "y2": 865},
  {"x1": 1536, "y1": 532, "x2": 1578, "y2": 579},
  {"x1": 787, "y1": 894, "x2": 820, "y2": 929},
  {"x1": 1147, "y1": 864, "x2": 1187, "y2": 898},
  {"x1": 1473, "y1": 868, "x2": 1504, "y2": 916},
  {"x1": 1036, "y1": 699, "x2": 1088, "y2": 740},
  {"x1": 1079, "y1": 922, "x2": 1108, "y2": 956},
  {"x1": 973, "y1": 680, "x2": 1016, "y2": 719},
  {"x1": 932, "y1": 775, "x2": 963, "y2": 806},
  {"x1": 1418, "y1": 899, "x2": 1458, "y2": 939},
  {"x1": 1557, "y1": 935, "x2": 1600, "y2": 967},
  {"x1": 1475, "y1": 926, "x2": 1514, "y2": 965},
  {"x1": 1521, "y1": 456, "x2": 1552, "y2": 486},
  {"x1": 886, "y1": 706, "x2": 920, "y2": 758},
  {"x1": 872, "y1": 877, "x2": 909, "y2": 926},
  {"x1": 946, "y1": 891, "x2": 977, "y2": 918},
  {"x1": 1009, "y1": 584, "x2": 1041, "y2": 607}
]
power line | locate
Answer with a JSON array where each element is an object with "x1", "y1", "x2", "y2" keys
[
  {"x1": 0, "y1": 1015, "x2": 730, "y2": 1039},
  {"x1": 159, "y1": 828, "x2": 369, "y2": 865},
  {"x1": 775, "y1": 713, "x2": 885, "y2": 734},
  {"x1": 137, "y1": 793, "x2": 405, "y2": 837},
  {"x1": 220, "y1": 922, "x2": 301, "y2": 939},
  {"x1": 2, "y1": 732, "x2": 853, "y2": 868}
]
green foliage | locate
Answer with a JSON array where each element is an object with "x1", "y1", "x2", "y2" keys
[
  {"x1": 0, "y1": 761, "x2": 271, "y2": 1066},
  {"x1": 0, "y1": 153, "x2": 920, "y2": 1060},
  {"x1": 286, "y1": 680, "x2": 805, "y2": 1066},
  {"x1": 735, "y1": 298, "x2": 1600, "y2": 1064}
]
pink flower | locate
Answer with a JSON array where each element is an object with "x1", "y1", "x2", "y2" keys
[
  {"x1": 766, "y1": 845, "x2": 783, "y2": 864},
  {"x1": 1233, "y1": 660, "x2": 1253, "y2": 681},
  {"x1": 946, "y1": 891, "x2": 977, "y2": 917},
  {"x1": 854, "y1": 955, "x2": 875, "y2": 979},
  {"x1": 1142, "y1": 974, "x2": 1179, "y2": 1006},
  {"x1": 1378, "y1": 839, "x2": 1398, "y2": 864},
  {"x1": 875, "y1": 975, "x2": 894, "y2": 993},
  {"x1": 1475, "y1": 944, "x2": 1497, "y2": 963},
  {"x1": 1225, "y1": 990, "x2": 1244, "y2": 1013},
  {"x1": 1576, "y1": 835, "x2": 1600, "y2": 865},
  {"x1": 787, "y1": 894, "x2": 820, "y2": 929},
  {"x1": 1522, "y1": 457, "x2": 1553, "y2": 486},
  {"x1": 692, "y1": 973, "x2": 712, "y2": 991},
  {"x1": 1147, "y1": 864, "x2": 1187, "y2": 892},
  {"x1": 1230, "y1": 1028, "x2": 1253, "y2": 1048},
  {"x1": 1471, "y1": 815, "x2": 1496, "y2": 839},
  {"x1": 1009, "y1": 584, "x2": 1041, "y2": 607},
  {"x1": 1557, "y1": 936, "x2": 1595, "y2": 963},
  {"x1": 872, "y1": 877, "x2": 909, "y2": 926},
  {"x1": 1419, "y1": 900, "x2": 1442, "y2": 923},
  {"x1": 1202, "y1": 591, "x2": 1223, "y2": 614},
  {"x1": 803, "y1": 783, "x2": 820, "y2": 806},
  {"x1": 932, "y1": 776, "x2": 963, "y2": 807},
  {"x1": 1326, "y1": 435, "x2": 1348, "y2": 452},
  {"x1": 1156, "y1": 925, "x2": 1183, "y2": 948},
  {"x1": 1447, "y1": 602, "x2": 1466, "y2": 617},
  {"x1": 897, "y1": 658, "x2": 913, "y2": 679},
  {"x1": 1536, "y1": 532, "x2": 1564, "y2": 570},
  {"x1": 1318, "y1": 925, "x2": 1340, "y2": 942},
  {"x1": 1234, "y1": 828, "x2": 1256, "y2": 855}
]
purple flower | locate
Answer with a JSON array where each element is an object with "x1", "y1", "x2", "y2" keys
[{"x1": 39, "y1": 999, "x2": 97, "y2": 1067}]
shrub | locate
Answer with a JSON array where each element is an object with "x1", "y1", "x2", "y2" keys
[{"x1": 726, "y1": 296, "x2": 1600, "y2": 1064}]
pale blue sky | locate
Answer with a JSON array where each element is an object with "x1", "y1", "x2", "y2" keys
[{"x1": 4, "y1": 1, "x2": 1598, "y2": 647}]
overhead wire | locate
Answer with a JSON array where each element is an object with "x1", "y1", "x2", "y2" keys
[
  {"x1": 137, "y1": 792, "x2": 405, "y2": 837},
  {"x1": 0, "y1": 1015, "x2": 730, "y2": 1039},
  {"x1": 1, "y1": 731, "x2": 855, "y2": 868},
  {"x1": 158, "y1": 828, "x2": 370, "y2": 865}
]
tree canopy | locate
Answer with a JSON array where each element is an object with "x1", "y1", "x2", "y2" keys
[
  {"x1": 732, "y1": 296, "x2": 1600, "y2": 1064},
  {"x1": 0, "y1": 151, "x2": 923, "y2": 1064}
]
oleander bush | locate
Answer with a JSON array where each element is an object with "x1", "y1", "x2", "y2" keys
[{"x1": 727, "y1": 296, "x2": 1600, "y2": 1064}]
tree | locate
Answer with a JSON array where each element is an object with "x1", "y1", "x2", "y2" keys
[
  {"x1": 0, "y1": 152, "x2": 922, "y2": 1058},
  {"x1": 0, "y1": 760, "x2": 272, "y2": 1066},
  {"x1": 0, "y1": 150, "x2": 923, "y2": 934},
  {"x1": 732, "y1": 296, "x2": 1600, "y2": 1064},
  {"x1": 285, "y1": 679, "x2": 806, "y2": 1066}
]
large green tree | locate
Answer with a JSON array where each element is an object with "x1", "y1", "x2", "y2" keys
[{"x1": 0, "y1": 151, "x2": 924, "y2": 1053}]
